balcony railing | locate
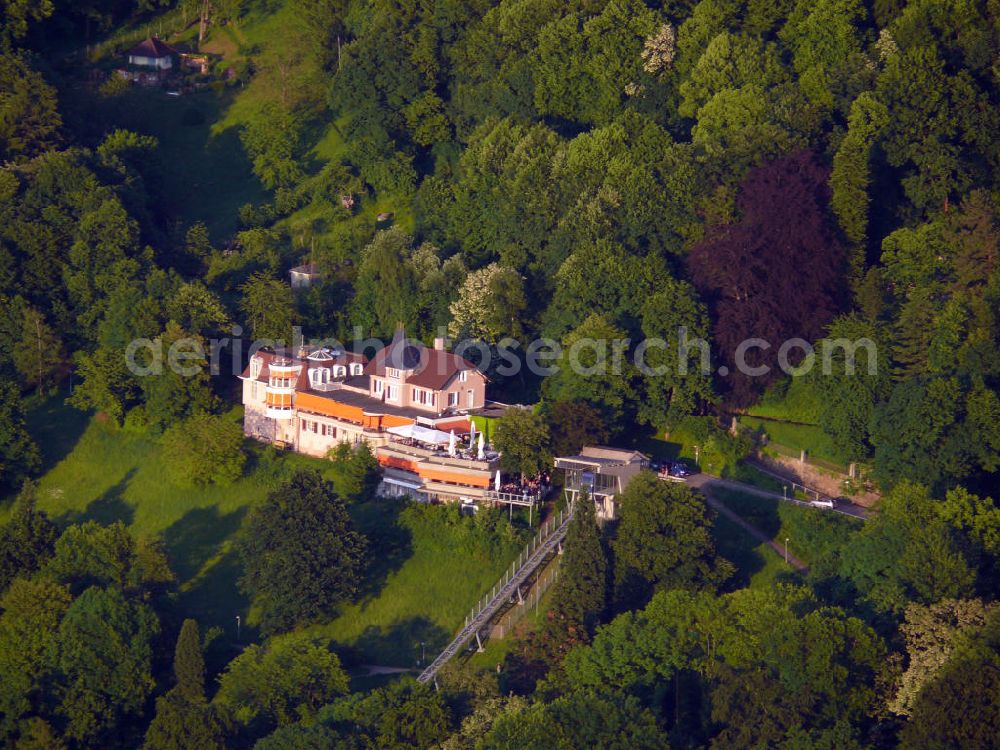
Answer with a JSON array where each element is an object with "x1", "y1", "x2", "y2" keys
[
  {"x1": 564, "y1": 482, "x2": 616, "y2": 497},
  {"x1": 484, "y1": 489, "x2": 539, "y2": 507},
  {"x1": 380, "y1": 439, "x2": 497, "y2": 470}
]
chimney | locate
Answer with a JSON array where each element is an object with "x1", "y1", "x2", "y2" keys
[{"x1": 433, "y1": 337, "x2": 446, "y2": 351}]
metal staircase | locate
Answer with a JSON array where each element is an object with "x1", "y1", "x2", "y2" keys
[{"x1": 416, "y1": 506, "x2": 574, "y2": 684}]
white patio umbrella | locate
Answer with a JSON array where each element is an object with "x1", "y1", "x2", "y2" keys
[
  {"x1": 477, "y1": 432, "x2": 485, "y2": 460},
  {"x1": 495, "y1": 470, "x2": 502, "y2": 492},
  {"x1": 386, "y1": 424, "x2": 452, "y2": 445},
  {"x1": 448, "y1": 430, "x2": 456, "y2": 457},
  {"x1": 468, "y1": 420, "x2": 476, "y2": 449}
]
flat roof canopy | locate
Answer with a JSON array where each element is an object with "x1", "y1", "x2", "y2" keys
[
  {"x1": 386, "y1": 423, "x2": 454, "y2": 445},
  {"x1": 555, "y1": 457, "x2": 627, "y2": 473}
]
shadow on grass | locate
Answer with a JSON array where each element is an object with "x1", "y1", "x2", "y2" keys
[
  {"x1": 73, "y1": 86, "x2": 269, "y2": 243},
  {"x1": 714, "y1": 514, "x2": 766, "y2": 590},
  {"x1": 163, "y1": 505, "x2": 249, "y2": 581},
  {"x1": 176, "y1": 548, "x2": 255, "y2": 643},
  {"x1": 55, "y1": 468, "x2": 137, "y2": 528},
  {"x1": 350, "y1": 616, "x2": 451, "y2": 668},
  {"x1": 712, "y1": 488, "x2": 782, "y2": 538},
  {"x1": 25, "y1": 392, "x2": 90, "y2": 474},
  {"x1": 350, "y1": 499, "x2": 414, "y2": 602}
]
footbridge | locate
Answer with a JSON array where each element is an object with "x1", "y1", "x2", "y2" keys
[{"x1": 417, "y1": 505, "x2": 574, "y2": 684}]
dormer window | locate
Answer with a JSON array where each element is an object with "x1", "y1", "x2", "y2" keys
[
  {"x1": 309, "y1": 368, "x2": 331, "y2": 388},
  {"x1": 350, "y1": 363, "x2": 363, "y2": 376},
  {"x1": 333, "y1": 365, "x2": 346, "y2": 378},
  {"x1": 386, "y1": 368, "x2": 400, "y2": 379},
  {"x1": 250, "y1": 356, "x2": 263, "y2": 379}
]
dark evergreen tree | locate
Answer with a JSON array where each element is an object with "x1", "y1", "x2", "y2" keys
[
  {"x1": 546, "y1": 492, "x2": 607, "y2": 649},
  {"x1": 173, "y1": 619, "x2": 205, "y2": 702},
  {"x1": 548, "y1": 400, "x2": 610, "y2": 458}
]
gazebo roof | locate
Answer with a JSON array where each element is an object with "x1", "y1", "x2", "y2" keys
[{"x1": 127, "y1": 37, "x2": 177, "y2": 59}]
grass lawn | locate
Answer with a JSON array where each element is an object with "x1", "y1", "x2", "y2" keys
[
  {"x1": 739, "y1": 416, "x2": 845, "y2": 468},
  {"x1": 710, "y1": 487, "x2": 861, "y2": 569},
  {"x1": 13, "y1": 395, "x2": 524, "y2": 667},
  {"x1": 305, "y1": 503, "x2": 526, "y2": 667},
  {"x1": 713, "y1": 513, "x2": 795, "y2": 591},
  {"x1": 101, "y1": 87, "x2": 270, "y2": 242},
  {"x1": 723, "y1": 463, "x2": 788, "y2": 494}
]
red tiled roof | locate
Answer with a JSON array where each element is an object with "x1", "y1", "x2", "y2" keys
[
  {"x1": 127, "y1": 37, "x2": 177, "y2": 59},
  {"x1": 366, "y1": 335, "x2": 481, "y2": 390}
]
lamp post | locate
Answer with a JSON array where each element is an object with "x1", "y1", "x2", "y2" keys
[
  {"x1": 784, "y1": 538, "x2": 789, "y2": 564},
  {"x1": 694, "y1": 445, "x2": 700, "y2": 465},
  {"x1": 236, "y1": 615, "x2": 241, "y2": 642}
]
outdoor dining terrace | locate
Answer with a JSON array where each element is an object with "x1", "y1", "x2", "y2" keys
[{"x1": 380, "y1": 438, "x2": 498, "y2": 471}]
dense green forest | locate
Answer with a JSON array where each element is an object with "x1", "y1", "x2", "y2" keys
[{"x1": 1, "y1": 0, "x2": 999, "y2": 747}]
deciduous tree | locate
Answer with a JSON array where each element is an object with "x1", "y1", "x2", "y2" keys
[
  {"x1": 237, "y1": 471, "x2": 367, "y2": 633},
  {"x1": 0, "y1": 482, "x2": 57, "y2": 593},
  {"x1": 214, "y1": 634, "x2": 349, "y2": 734},
  {"x1": 162, "y1": 413, "x2": 246, "y2": 486},
  {"x1": 612, "y1": 473, "x2": 731, "y2": 609},
  {"x1": 492, "y1": 407, "x2": 551, "y2": 478},
  {"x1": 0, "y1": 380, "x2": 40, "y2": 492},
  {"x1": 688, "y1": 151, "x2": 846, "y2": 405}
]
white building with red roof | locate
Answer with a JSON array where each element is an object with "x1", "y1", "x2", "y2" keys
[
  {"x1": 239, "y1": 332, "x2": 517, "y2": 505},
  {"x1": 126, "y1": 37, "x2": 177, "y2": 70}
]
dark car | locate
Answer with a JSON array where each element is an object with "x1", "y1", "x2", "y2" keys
[{"x1": 668, "y1": 462, "x2": 694, "y2": 478}]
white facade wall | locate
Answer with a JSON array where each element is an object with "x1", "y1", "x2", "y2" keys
[{"x1": 129, "y1": 54, "x2": 173, "y2": 70}]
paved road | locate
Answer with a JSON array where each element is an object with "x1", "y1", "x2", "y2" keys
[{"x1": 686, "y1": 473, "x2": 870, "y2": 521}]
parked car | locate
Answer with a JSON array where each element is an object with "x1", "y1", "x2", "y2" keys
[{"x1": 668, "y1": 462, "x2": 694, "y2": 478}]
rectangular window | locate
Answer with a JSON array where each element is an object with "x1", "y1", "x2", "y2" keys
[
  {"x1": 448, "y1": 392, "x2": 459, "y2": 407},
  {"x1": 386, "y1": 368, "x2": 399, "y2": 379},
  {"x1": 373, "y1": 379, "x2": 384, "y2": 395},
  {"x1": 322, "y1": 424, "x2": 336, "y2": 438},
  {"x1": 459, "y1": 370, "x2": 468, "y2": 382},
  {"x1": 387, "y1": 385, "x2": 399, "y2": 401}
]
